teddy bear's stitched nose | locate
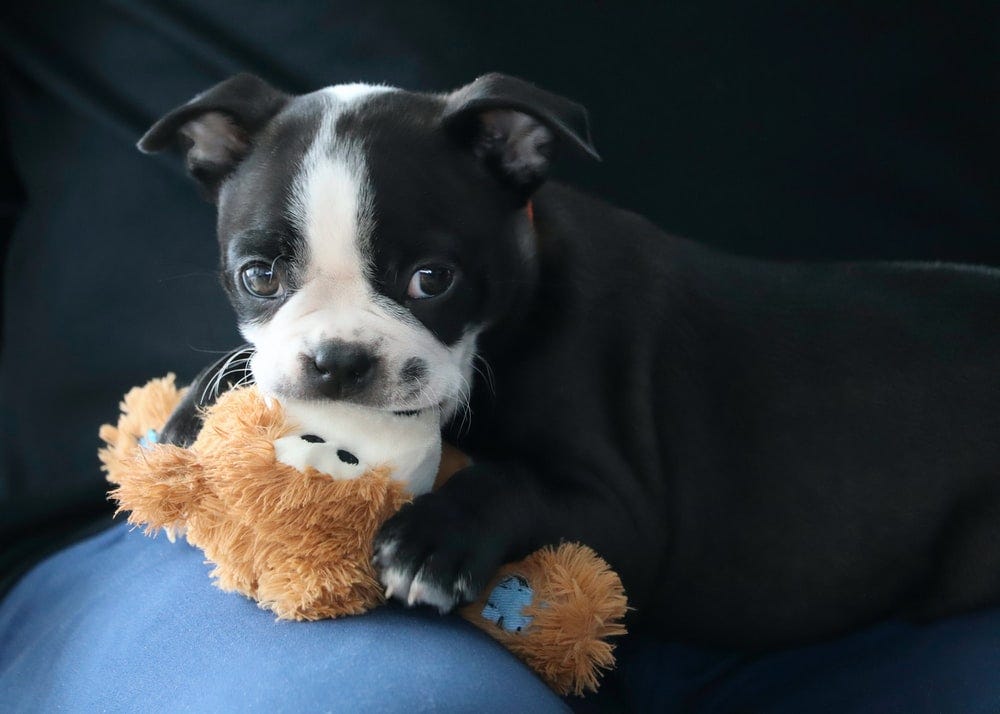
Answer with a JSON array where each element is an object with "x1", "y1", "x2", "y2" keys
[{"x1": 307, "y1": 341, "x2": 379, "y2": 399}]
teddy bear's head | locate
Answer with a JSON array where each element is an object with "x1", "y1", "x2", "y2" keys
[{"x1": 101, "y1": 376, "x2": 441, "y2": 619}]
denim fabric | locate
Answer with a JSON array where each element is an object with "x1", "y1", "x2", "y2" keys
[{"x1": 0, "y1": 524, "x2": 567, "y2": 713}]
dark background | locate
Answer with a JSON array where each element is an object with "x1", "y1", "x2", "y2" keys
[{"x1": 0, "y1": 1, "x2": 996, "y2": 589}]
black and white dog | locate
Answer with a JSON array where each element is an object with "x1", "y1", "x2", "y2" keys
[{"x1": 140, "y1": 73, "x2": 1000, "y2": 648}]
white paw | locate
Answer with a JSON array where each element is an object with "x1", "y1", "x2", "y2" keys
[
  {"x1": 374, "y1": 538, "x2": 460, "y2": 613},
  {"x1": 406, "y1": 567, "x2": 459, "y2": 613}
]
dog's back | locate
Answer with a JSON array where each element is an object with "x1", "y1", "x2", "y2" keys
[{"x1": 463, "y1": 181, "x2": 1000, "y2": 645}]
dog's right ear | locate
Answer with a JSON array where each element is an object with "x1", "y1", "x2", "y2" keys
[
  {"x1": 138, "y1": 73, "x2": 290, "y2": 199},
  {"x1": 442, "y1": 73, "x2": 599, "y2": 200}
]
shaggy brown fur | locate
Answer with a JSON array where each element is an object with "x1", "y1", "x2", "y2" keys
[
  {"x1": 100, "y1": 376, "x2": 626, "y2": 694},
  {"x1": 461, "y1": 544, "x2": 629, "y2": 696}
]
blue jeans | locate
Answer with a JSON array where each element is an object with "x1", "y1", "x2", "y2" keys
[{"x1": 3, "y1": 524, "x2": 1000, "y2": 713}]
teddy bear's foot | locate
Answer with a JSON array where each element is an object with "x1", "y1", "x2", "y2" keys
[{"x1": 460, "y1": 543, "x2": 628, "y2": 696}]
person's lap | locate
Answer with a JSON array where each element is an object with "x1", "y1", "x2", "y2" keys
[
  {"x1": 2, "y1": 524, "x2": 1000, "y2": 713},
  {"x1": 0, "y1": 524, "x2": 566, "y2": 713}
]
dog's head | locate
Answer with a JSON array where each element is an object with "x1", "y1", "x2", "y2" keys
[{"x1": 140, "y1": 73, "x2": 597, "y2": 420}]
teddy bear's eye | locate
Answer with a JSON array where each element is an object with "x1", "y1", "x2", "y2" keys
[
  {"x1": 337, "y1": 449, "x2": 359, "y2": 465},
  {"x1": 300, "y1": 434, "x2": 325, "y2": 443}
]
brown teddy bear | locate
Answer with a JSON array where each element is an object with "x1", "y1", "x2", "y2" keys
[{"x1": 100, "y1": 375, "x2": 627, "y2": 696}]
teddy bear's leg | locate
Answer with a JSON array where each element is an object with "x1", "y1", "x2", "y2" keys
[
  {"x1": 460, "y1": 543, "x2": 628, "y2": 697},
  {"x1": 254, "y1": 554, "x2": 384, "y2": 622},
  {"x1": 255, "y1": 557, "x2": 323, "y2": 621}
]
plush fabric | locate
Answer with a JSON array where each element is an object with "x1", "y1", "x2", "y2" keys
[{"x1": 0, "y1": 524, "x2": 567, "y2": 713}]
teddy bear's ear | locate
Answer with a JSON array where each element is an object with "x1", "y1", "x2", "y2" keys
[
  {"x1": 108, "y1": 446, "x2": 204, "y2": 535},
  {"x1": 99, "y1": 374, "x2": 186, "y2": 484}
]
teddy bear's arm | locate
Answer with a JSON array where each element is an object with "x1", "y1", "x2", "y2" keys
[{"x1": 108, "y1": 446, "x2": 203, "y2": 535}]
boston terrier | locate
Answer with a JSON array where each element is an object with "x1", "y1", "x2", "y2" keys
[{"x1": 140, "y1": 73, "x2": 1000, "y2": 647}]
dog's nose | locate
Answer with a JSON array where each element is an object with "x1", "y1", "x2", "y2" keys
[{"x1": 307, "y1": 341, "x2": 378, "y2": 399}]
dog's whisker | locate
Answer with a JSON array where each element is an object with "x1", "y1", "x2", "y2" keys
[
  {"x1": 449, "y1": 370, "x2": 475, "y2": 437},
  {"x1": 471, "y1": 354, "x2": 496, "y2": 397},
  {"x1": 187, "y1": 345, "x2": 247, "y2": 355},
  {"x1": 199, "y1": 348, "x2": 257, "y2": 405}
]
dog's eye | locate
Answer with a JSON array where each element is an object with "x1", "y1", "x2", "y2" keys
[
  {"x1": 241, "y1": 260, "x2": 285, "y2": 298},
  {"x1": 407, "y1": 266, "x2": 455, "y2": 300}
]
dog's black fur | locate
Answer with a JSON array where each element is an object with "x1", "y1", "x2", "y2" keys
[{"x1": 143, "y1": 73, "x2": 1000, "y2": 648}]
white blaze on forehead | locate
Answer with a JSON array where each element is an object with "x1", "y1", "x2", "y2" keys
[
  {"x1": 288, "y1": 86, "x2": 389, "y2": 285},
  {"x1": 293, "y1": 148, "x2": 370, "y2": 282},
  {"x1": 329, "y1": 82, "x2": 394, "y2": 103}
]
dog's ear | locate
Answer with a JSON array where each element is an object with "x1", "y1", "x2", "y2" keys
[
  {"x1": 138, "y1": 73, "x2": 290, "y2": 199},
  {"x1": 442, "y1": 73, "x2": 600, "y2": 198}
]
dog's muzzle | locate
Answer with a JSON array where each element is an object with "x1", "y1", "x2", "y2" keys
[{"x1": 304, "y1": 340, "x2": 379, "y2": 399}]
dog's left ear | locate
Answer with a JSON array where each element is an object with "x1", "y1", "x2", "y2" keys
[{"x1": 442, "y1": 73, "x2": 600, "y2": 198}]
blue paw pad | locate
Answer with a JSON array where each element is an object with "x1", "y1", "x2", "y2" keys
[
  {"x1": 481, "y1": 575, "x2": 534, "y2": 633},
  {"x1": 138, "y1": 429, "x2": 159, "y2": 449}
]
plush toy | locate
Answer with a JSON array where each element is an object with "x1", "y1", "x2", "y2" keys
[{"x1": 100, "y1": 375, "x2": 627, "y2": 696}]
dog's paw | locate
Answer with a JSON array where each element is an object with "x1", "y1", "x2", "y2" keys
[{"x1": 373, "y1": 495, "x2": 506, "y2": 613}]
